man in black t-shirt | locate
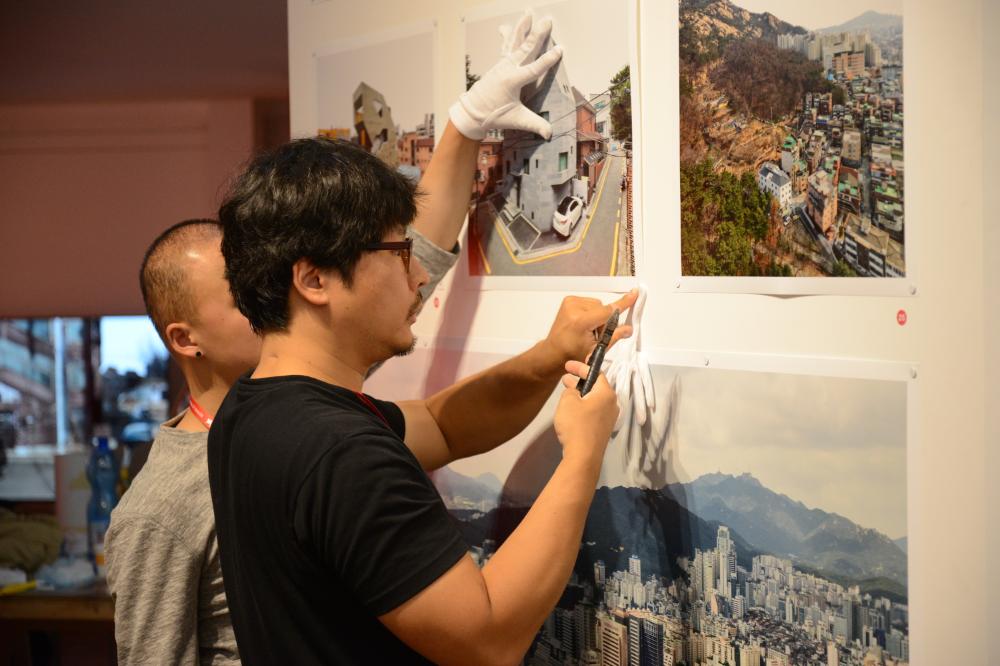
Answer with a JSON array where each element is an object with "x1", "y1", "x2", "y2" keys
[{"x1": 210, "y1": 16, "x2": 637, "y2": 666}]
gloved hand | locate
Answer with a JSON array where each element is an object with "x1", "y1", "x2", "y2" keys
[
  {"x1": 449, "y1": 12, "x2": 563, "y2": 141},
  {"x1": 603, "y1": 285, "x2": 654, "y2": 434}
]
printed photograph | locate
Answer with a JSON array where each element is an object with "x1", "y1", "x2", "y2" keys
[
  {"x1": 369, "y1": 352, "x2": 910, "y2": 666},
  {"x1": 465, "y1": 1, "x2": 637, "y2": 277},
  {"x1": 678, "y1": 0, "x2": 905, "y2": 280},
  {"x1": 316, "y1": 28, "x2": 435, "y2": 182}
]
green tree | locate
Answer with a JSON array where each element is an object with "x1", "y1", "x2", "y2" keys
[
  {"x1": 833, "y1": 259, "x2": 858, "y2": 277},
  {"x1": 610, "y1": 66, "x2": 631, "y2": 142},
  {"x1": 465, "y1": 54, "x2": 479, "y2": 91},
  {"x1": 832, "y1": 85, "x2": 846, "y2": 106},
  {"x1": 714, "y1": 221, "x2": 753, "y2": 275}
]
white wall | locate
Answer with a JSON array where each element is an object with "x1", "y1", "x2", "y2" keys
[
  {"x1": 289, "y1": 0, "x2": 991, "y2": 661},
  {"x1": 982, "y1": 0, "x2": 999, "y2": 663}
]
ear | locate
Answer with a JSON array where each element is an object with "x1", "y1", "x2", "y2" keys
[
  {"x1": 290, "y1": 258, "x2": 341, "y2": 306},
  {"x1": 164, "y1": 321, "x2": 199, "y2": 359}
]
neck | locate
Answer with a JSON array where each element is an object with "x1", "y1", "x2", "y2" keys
[
  {"x1": 175, "y1": 368, "x2": 241, "y2": 432},
  {"x1": 252, "y1": 330, "x2": 367, "y2": 392}
]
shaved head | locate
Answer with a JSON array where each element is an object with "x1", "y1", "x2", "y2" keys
[{"x1": 139, "y1": 219, "x2": 223, "y2": 343}]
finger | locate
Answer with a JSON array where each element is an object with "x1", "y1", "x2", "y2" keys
[
  {"x1": 614, "y1": 383, "x2": 629, "y2": 431},
  {"x1": 609, "y1": 288, "x2": 639, "y2": 316},
  {"x1": 576, "y1": 301, "x2": 618, "y2": 332},
  {"x1": 590, "y1": 371, "x2": 614, "y2": 395},
  {"x1": 608, "y1": 324, "x2": 633, "y2": 347},
  {"x1": 501, "y1": 104, "x2": 552, "y2": 139},
  {"x1": 632, "y1": 370, "x2": 647, "y2": 427},
  {"x1": 498, "y1": 24, "x2": 511, "y2": 50},
  {"x1": 564, "y1": 359, "x2": 589, "y2": 378},
  {"x1": 616, "y1": 377, "x2": 629, "y2": 414},
  {"x1": 560, "y1": 373, "x2": 579, "y2": 390},
  {"x1": 519, "y1": 45, "x2": 563, "y2": 83},
  {"x1": 503, "y1": 12, "x2": 532, "y2": 55},
  {"x1": 639, "y1": 357, "x2": 655, "y2": 410},
  {"x1": 516, "y1": 16, "x2": 553, "y2": 64}
]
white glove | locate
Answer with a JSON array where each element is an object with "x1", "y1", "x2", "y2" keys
[
  {"x1": 449, "y1": 13, "x2": 563, "y2": 141},
  {"x1": 603, "y1": 286, "x2": 654, "y2": 434}
]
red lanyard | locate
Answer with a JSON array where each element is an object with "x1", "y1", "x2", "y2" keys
[
  {"x1": 187, "y1": 395, "x2": 213, "y2": 430},
  {"x1": 354, "y1": 392, "x2": 390, "y2": 429}
]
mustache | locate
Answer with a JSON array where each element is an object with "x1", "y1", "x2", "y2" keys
[{"x1": 407, "y1": 293, "x2": 424, "y2": 319}]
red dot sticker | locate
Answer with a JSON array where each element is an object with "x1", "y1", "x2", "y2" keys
[
  {"x1": 433, "y1": 297, "x2": 440, "y2": 309},
  {"x1": 896, "y1": 309, "x2": 907, "y2": 326}
]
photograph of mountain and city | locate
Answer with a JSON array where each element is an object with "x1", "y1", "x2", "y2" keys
[
  {"x1": 436, "y1": 362, "x2": 909, "y2": 666},
  {"x1": 315, "y1": 29, "x2": 436, "y2": 183},
  {"x1": 465, "y1": 2, "x2": 636, "y2": 277},
  {"x1": 679, "y1": 0, "x2": 904, "y2": 279}
]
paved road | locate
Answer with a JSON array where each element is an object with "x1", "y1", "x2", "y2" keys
[{"x1": 473, "y1": 151, "x2": 628, "y2": 276}]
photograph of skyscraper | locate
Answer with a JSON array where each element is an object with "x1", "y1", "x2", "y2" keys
[
  {"x1": 436, "y1": 362, "x2": 909, "y2": 665},
  {"x1": 678, "y1": 0, "x2": 904, "y2": 280}
]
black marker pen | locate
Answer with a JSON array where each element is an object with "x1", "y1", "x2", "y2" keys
[{"x1": 577, "y1": 309, "x2": 620, "y2": 396}]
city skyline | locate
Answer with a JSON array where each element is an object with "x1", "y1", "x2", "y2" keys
[
  {"x1": 679, "y1": 0, "x2": 905, "y2": 280},
  {"x1": 403, "y1": 351, "x2": 908, "y2": 541},
  {"x1": 733, "y1": 0, "x2": 903, "y2": 32}
]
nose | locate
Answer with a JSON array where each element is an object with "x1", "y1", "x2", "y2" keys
[{"x1": 410, "y1": 255, "x2": 430, "y2": 291}]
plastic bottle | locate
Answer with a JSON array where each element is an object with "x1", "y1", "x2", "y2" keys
[{"x1": 86, "y1": 436, "x2": 118, "y2": 577}]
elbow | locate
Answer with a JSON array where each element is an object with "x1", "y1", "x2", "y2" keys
[
  {"x1": 472, "y1": 635, "x2": 533, "y2": 666},
  {"x1": 435, "y1": 633, "x2": 529, "y2": 666}
]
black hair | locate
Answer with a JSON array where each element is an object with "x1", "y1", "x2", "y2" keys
[
  {"x1": 219, "y1": 137, "x2": 419, "y2": 335},
  {"x1": 139, "y1": 219, "x2": 222, "y2": 344}
]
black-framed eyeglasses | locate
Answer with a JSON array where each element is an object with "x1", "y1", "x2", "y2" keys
[{"x1": 364, "y1": 238, "x2": 412, "y2": 273}]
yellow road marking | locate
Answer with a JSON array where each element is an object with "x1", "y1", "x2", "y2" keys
[
  {"x1": 610, "y1": 221, "x2": 620, "y2": 276},
  {"x1": 492, "y1": 157, "x2": 615, "y2": 266},
  {"x1": 475, "y1": 230, "x2": 492, "y2": 275}
]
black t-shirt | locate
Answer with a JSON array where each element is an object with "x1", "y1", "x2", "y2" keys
[{"x1": 207, "y1": 375, "x2": 468, "y2": 665}]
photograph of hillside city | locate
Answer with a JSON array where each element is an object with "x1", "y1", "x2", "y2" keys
[
  {"x1": 433, "y1": 363, "x2": 909, "y2": 666},
  {"x1": 465, "y1": 2, "x2": 636, "y2": 277},
  {"x1": 315, "y1": 30, "x2": 436, "y2": 183},
  {"x1": 679, "y1": 0, "x2": 904, "y2": 279}
]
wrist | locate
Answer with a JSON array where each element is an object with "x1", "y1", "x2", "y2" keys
[
  {"x1": 529, "y1": 339, "x2": 569, "y2": 381},
  {"x1": 559, "y1": 449, "x2": 604, "y2": 483},
  {"x1": 448, "y1": 99, "x2": 486, "y2": 141}
]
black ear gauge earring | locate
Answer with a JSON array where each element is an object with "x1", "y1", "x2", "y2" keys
[{"x1": 196, "y1": 351, "x2": 203, "y2": 358}]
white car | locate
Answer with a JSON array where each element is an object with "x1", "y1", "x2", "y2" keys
[{"x1": 553, "y1": 195, "x2": 584, "y2": 238}]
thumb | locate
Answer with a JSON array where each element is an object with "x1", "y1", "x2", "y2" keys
[
  {"x1": 632, "y1": 367, "x2": 647, "y2": 427},
  {"x1": 638, "y1": 356, "x2": 655, "y2": 412},
  {"x1": 499, "y1": 104, "x2": 552, "y2": 139}
]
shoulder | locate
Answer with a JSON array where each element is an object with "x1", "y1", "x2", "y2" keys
[
  {"x1": 305, "y1": 425, "x2": 418, "y2": 482},
  {"x1": 294, "y1": 426, "x2": 428, "y2": 514},
  {"x1": 111, "y1": 429, "x2": 214, "y2": 544}
]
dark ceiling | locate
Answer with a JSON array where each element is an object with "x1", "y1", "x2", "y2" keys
[{"x1": 0, "y1": 0, "x2": 289, "y2": 103}]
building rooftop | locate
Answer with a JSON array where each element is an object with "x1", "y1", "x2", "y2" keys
[
  {"x1": 846, "y1": 213, "x2": 905, "y2": 269},
  {"x1": 576, "y1": 129, "x2": 604, "y2": 143},
  {"x1": 808, "y1": 170, "x2": 834, "y2": 196},
  {"x1": 759, "y1": 162, "x2": 790, "y2": 187}
]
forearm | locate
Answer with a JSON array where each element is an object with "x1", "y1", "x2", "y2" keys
[
  {"x1": 412, "y1": 122, "x2": 480, "y2": 250},
  {"x1": 425, "y1": 340, "x2": 564, "y2": 460},
  {"x1": 480, "y1": 456, "x2": 601, "y2": 660}
]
